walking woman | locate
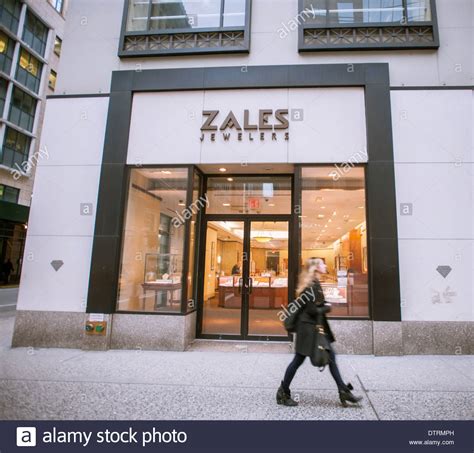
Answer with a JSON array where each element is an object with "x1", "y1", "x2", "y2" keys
[{"x1": 276, "y1": 257, "x2": 362, "y2": 407}]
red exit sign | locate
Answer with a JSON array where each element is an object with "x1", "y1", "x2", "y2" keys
[{"x1": 248, "y1": 198, "x2": 260, "y2": 209}]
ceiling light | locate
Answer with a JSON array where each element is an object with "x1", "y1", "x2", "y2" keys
[
  {"x1": 321, "y1": 206, "x2": 326, "y2": 209},
  {"x1": 317, "y1": 214, "x2": 325, "y2": 219},
  {"x1": 178, "y1": 200, "x2": 185, "y2": 206},
  {"x1": 161, "y1": 170, "x2": 171, "y2": 174},
  {"x1": 268, "y1": 203, "x2": 275, "y2": 207},
  {"x1": 358, "y1": 206, "x2": 365, "y2": 209},
  {"x1": 254, "y1": 236, "x2": 272, "y2": 243},
  {"x1": 227, "y1": 177, "x2": 233, "y2": 182},
  {"x1": 332, "y1": 211, "x2": 337, "y2": 216},
  {"x1": 219, "y1": 167, "x2": 227, "y2": 172},
  {"x1": 223, "y1": 203, "x2": 231, "y2": 207}
]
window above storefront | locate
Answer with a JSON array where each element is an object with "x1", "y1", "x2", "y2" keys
[
  {"x1": 298, "y1": 0, "x2": 439, "y2": 51},
  {"x1": 119, "y1": 0, "x2": 251, "y2": 57}
]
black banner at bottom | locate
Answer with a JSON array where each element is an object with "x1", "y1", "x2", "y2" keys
[{"x1": 1, "y1": 420, "x2": 472, "y2": 452}]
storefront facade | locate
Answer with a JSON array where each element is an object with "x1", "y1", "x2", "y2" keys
[{"x1": 11, "y1": 0, "x2": 472, "y2": 355}]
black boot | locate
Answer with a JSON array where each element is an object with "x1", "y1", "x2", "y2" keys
[
  {"x1": 338, "y1": 382, "x2": 362, "y2": 407},
  {"x1": 276, "y1": 382, "x2": 298, "y2": 406}
]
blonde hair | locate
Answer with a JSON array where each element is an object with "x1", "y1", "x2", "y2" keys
[{"x1": 296, "y1": 257, "x2": 324, "y2": 296}]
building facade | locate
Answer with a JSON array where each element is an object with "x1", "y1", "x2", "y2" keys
[
  {"x1": 11, "y1": 0, "x2": 473, "y2": 355},
  {"x1": 0, "y1": 0, "x2": 67, "y2": 285}
]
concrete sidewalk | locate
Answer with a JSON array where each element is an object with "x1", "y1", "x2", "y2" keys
[{"x1": 0, "y1": 309, "x2": 472, "y2": 421}]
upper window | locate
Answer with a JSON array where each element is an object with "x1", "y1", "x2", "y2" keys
[
  {"x1": 54, "y1": 36, "x2": 62, "y2": 56},
  {"x1": 0, "y1": 76, "x2": 8, "y2": 114},
  {"x1": 0, "y1": 30, "x2": 15, "y2": 74},
  {"x1": 48, "y1": 0, "x2": 63, "y2": 14},
  {"x1": 16, "y1": 48, "x2": 42, "y2": 93},
  {"x1": 9, "y1": 86, "x2": 37, "y2": 132},
  {"x1": 120, "y1": 0, "x2": 250, "y2": 57},
  {"x1": 299, "y1": 0, "x2": 438, "y2": 51},
  {"x1": 0, "y1": 183, "x2": 20, "y2": 203},
  {"x1": 0, "y1": 0, "x2": 21, "y2": 35},
  {"x1": 0, "y1": 126, "x2": 31, "y2": 169},
  {"x1": 23, "y1": 11, "x2": 49, "y2": 57}
]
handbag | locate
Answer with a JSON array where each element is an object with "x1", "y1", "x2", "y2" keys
[
  {"x1": 283, "y1": 300, "x2": 303, "y2": 333},
  {"x1": 310, "y1": 312, "x2": 332, "y2": 370}
]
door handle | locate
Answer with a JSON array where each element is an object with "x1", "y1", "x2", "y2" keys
[{"x1": 238, "y1": 277, "x2": 243, "y2": 294}]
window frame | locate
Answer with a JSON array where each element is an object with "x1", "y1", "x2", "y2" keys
[
  {"x1": 118, "y1": 0, "x2": 252, "y2": 57},
  {"x1": 0, "y1": 126, "x2": 31, "y2": 169},
  {"x1": 0, "y1": 183, "x2": 20, "y2": 203},
  {"x1": 0, "y1": 30, "x2": 15, "y2": 75},
  {"x1": 9, "y1": 86, "x2": 37, "y2": 132},
  {"x1": 298, "y1": 0, "x2": 439, "y2": 51},
  {"x1": 48, "y1": 68, "x2": 57, "y2": 90},
  {"x1": 48, "y1": 0, "x2": 64, "y2": 15},
  {"x1": 0, "y1": 0, "x2": 22, "y2": 35},
  {"x1": 53, "y1": 35, "x2": 62, "y2": 56},
  {"x1": 15, "y1": 47, "x2": 43, "y2": 94},
  {"x1": 22, "y1": 10, "x2": 49, "y2": 57}
]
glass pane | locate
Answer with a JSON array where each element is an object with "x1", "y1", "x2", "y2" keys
[
  {"x1": 302, "y1": 0, "x2": 327, "y2": 25},
  {"x1": 202, "y1": 220, "x2": 244, "y2": 335},
  {"x1": 126, "y1": 0, "x2": 149, "y2": 31},
  {"x1": 301, "y1": 166, "x2": 369, "y2": 317},
  {"x1": 248, "y1": 221, "x2": 289, "y2": 336},
  {"x1": 117, "y1": 167, "x2": 189, "y2": 313},
  {"x1": 407, "y1": 0, "x2": 431, "y2": 22},
  {"x1": 323, "y1": 0, "x2": 404, "y2": 25},
  {"x1": 223, "y1": 0, "x2": 245, "y2": 27},
  {"x1": 149, "y1": 0, "x2": 221, "y2": 30},
  {"x1": 206, "y1": 176, "x2": 291, "y2": 214}
]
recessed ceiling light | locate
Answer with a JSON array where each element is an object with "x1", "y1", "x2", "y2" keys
[
  {"x1": 161, "y1": 170, "x2": 171, "y2": 174},
  {"x1": 317, "y1": 214, "x2": 325, "y2": 219},
  {"x1": 219, "y1": 167, "x2": 227, "y2": 172},
  {"x1": 227, "y1": 177, "x2": 233, "y2": 182},
  {"x1": 336, "y1": 227, "x2": 342, "y2": 230},
  {"x1": 223, "y1": 203, "x2": 231, "y2": 207},
  {"x1": 320, "y1": 206, "x2": 326, "y2": 209},
  {"x1": 268, "y1": 203, "x2": 275, "y2": 207}
]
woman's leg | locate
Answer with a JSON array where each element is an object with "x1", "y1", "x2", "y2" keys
[
  {"x1": 328, "y1": 345, "x2": 347, "y2": 391},
  {"x1": 282, "y1": 353, "x2": 306, "y2": 392}
]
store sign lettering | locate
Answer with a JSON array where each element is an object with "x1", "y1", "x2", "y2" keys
[{"x1": 200, "y1": 109, "x2": 289, "y2": 142}]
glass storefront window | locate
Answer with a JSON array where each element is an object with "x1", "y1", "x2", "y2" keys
[
  {"x1": 206, "y1": 176, "x2": 291, "y2": 215},
  {"x1": 301, "y1": 166, "x2": 369, "y2": 318},
  {"x1": 117, "y1": 167, "x2": 191, "y2": 313}
]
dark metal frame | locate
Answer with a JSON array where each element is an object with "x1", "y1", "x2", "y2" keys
[
  {"x1": 298, "y1": 0, "x2": 439, "y2": 51},
  {"x1": 86, "y1": 63, "x2": 402, "y2": 327},
  {"x1": 118, "y1": 0, "x2": 252, "y2": 57}
]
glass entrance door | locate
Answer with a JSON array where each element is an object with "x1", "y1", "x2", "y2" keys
[
  {"x1": 200, "y1": 219, "x2": 290, "y2": 339},
  {"x1": 248, "y1": 221, "x2": 289, "y2": 337}
]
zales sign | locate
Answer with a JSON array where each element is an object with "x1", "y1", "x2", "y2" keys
[{"x1": 200, "y1": 109, "x2": 289, "y2": 142}]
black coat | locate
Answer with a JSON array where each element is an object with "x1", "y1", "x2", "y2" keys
[{"x1": 294, "y1": 279, "x2": 335, "y2": 356}]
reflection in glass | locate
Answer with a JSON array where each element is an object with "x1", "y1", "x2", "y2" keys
[
  {"x1": 127, "y1": 0, "x2": 246, "y2": 31},
  {"x1": 117, "y1": 168, "x2": 189, "y2": 313},
  {"x1": 303, "y1": 0, "x2": 409, "y2": 25},
  {"x1": 301, "y1": 166, "x2": 369, "y2": 317}
]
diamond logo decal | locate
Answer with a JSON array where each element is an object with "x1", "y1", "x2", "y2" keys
[
  {"x1": 51, "y1": 260, "x2": 64, "y2": 272},
  {"x1": 436, "y1": 265, "x2": 452, "y2": 278}
]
